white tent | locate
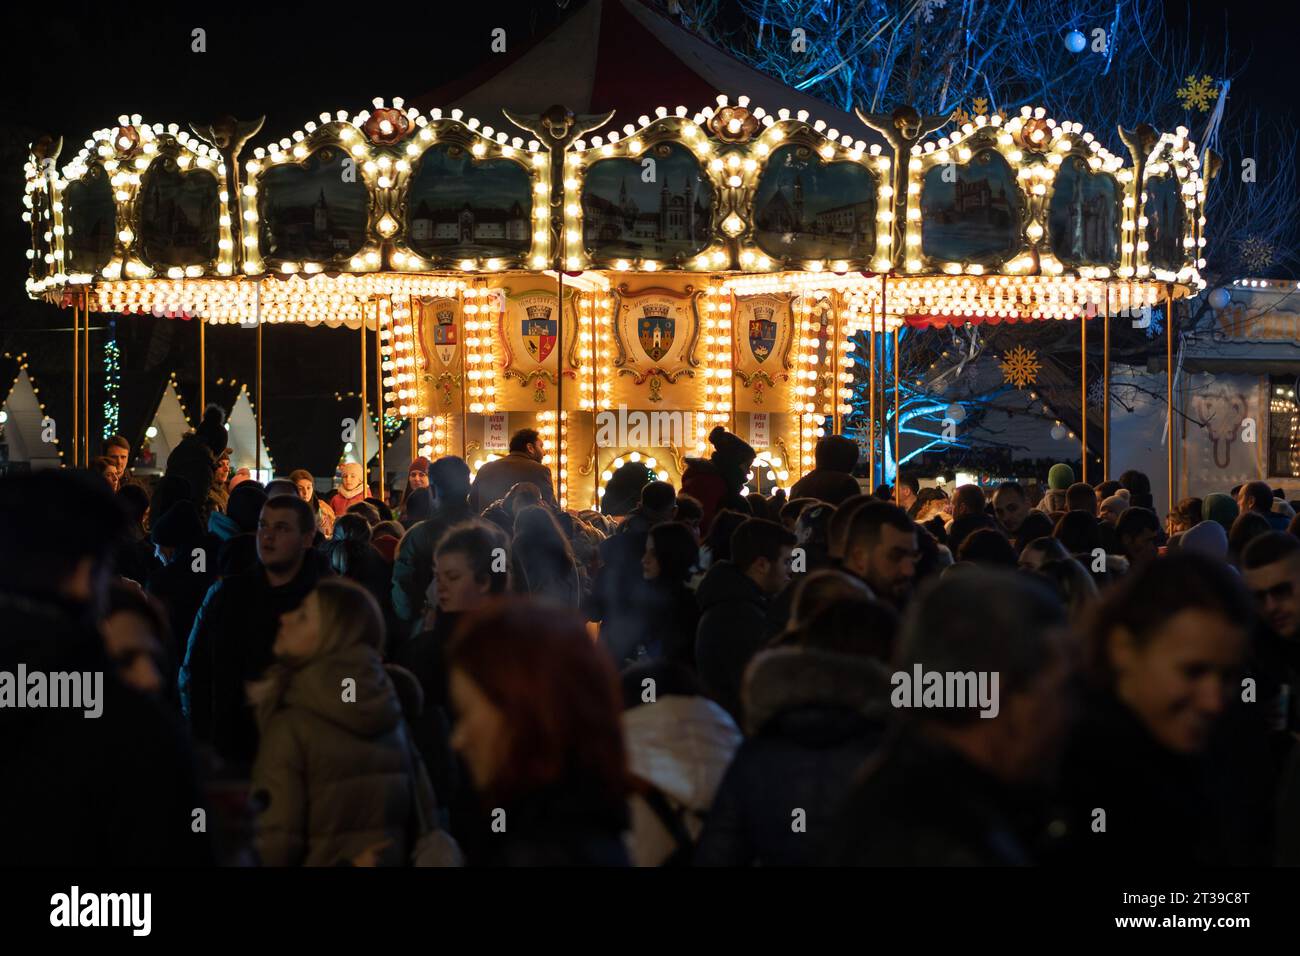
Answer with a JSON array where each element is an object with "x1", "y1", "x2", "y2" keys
[
  {"x1": 227, "y1": 385, "x2": 274, "y2": 483},
  {"x1": 0, "y1": 368, "x2": 61, "y2": 470},
  {"x1": 137, "y1": 380, "x2": 191, "y2": 474}
]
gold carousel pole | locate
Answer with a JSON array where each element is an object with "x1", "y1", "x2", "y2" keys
[
  {"x1": 255, "y1": 282, "x2": 263, "y2": 479},
  {"x1": 199, "y1": 313, "x2": 206, "y2": 414},
  {"x1": 376, "y1": 298, "x2": 386, "y2": 504},
  {"x1": 1166, "y1": 285, "x2": 1175, "y2": 517},
  {"x1": 360, "y1": 299, "x2": 368, "y2": 488},
  {"x1": 893, "y1": 324, "x2": 900, "y2": 506},
  {"x1": 1103, "y1": 283, "x2": 1111, "y2": 481},
  {"x1": 868, "y1": 308, "x2": 875, "y2": 490},
  {"x1": 1080, "y1": 302, "x2": 1087, "y2": 484},
  {"x1": 82, "y1": 287, "x2": 90, "y2": 467},
  {"x1": 460, "y1": 291, "x2": 469, "y2": 459},
  {"x1": 72, "y1": 292, "x2": 80, "y2": 467}
]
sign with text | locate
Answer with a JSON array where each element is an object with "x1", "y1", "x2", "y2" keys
[
  {"x1": 749, "y1": 412, "x2": 770, "y2": 449},
  {"x1": 485, "y1": 413, "x2": 509, "y2": 453}
]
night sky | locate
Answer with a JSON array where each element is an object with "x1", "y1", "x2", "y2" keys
[{"x1": 0, "y1": 0, "x2": 1292, "y2": 467}]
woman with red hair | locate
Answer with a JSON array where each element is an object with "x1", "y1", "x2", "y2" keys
[{"x1": 447, "y1": 600, "x2": 630, "y2": 865}]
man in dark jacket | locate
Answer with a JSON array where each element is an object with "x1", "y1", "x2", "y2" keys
[
  {"x1": 1239, "y1": 480, "x2": 1291, "y2": 531},
  {"x1": 841, "y1": 502, "x2": 919, "y2": 609},
  {"x1": 828, "y1": 569, "x2": 1068, "y2": 865},
  {"x1": 591, "y1": 481, "x2": 676, "y2": 663},
  {"x1": 790, "y1": 435, "x2": 861, "y2": 506},
  {"x1": 695, "y1": 518, "x2": 795, "y2": 722},
  {"x1": 945, "y1": 483, "x2": 997, "y2": 557},
  {"x1": 992, "y1": 481, "x2": 1054, "y2": 554},
  {"x1": 182, "y1": 495, "x2": 326, "y2": 772},
  {"x1": 0, "y1": 470, "x2": 210, "y2": 865},
  {"x1": 146, "y1": 499, "x2": 219, "y2": 667},
  {"x1": 391, "y1": 456, "x2": 475, "y2": 626},
  {"x1": 696, "y1": 646, "x2": 892, "y2": 865},
  {"x1": 469, "y1": 428, "x2": 555, "y2": 510}
]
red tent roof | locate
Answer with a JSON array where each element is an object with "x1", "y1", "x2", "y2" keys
[{"x1": 414, "y1": 0, "x2": 867, "y2": 142}]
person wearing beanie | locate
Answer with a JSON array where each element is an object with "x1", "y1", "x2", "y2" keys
[
  {"x1": 391, "y1": 455, "x2": 476, "y2": 626},
  {"x1": 1099, "y1": 494, "x2": 1130, "y2": 526},
  {"x1": 789, "y1": 435, "x2": 862, "y2": 506},
  {"x1": 146, "y1": 500, "x2": 219, "y2": 668},
  {"x1": 1180, "y1": 519, "x2": 1229, "y2": 562},
  {"x1": 1118, "y1": 469, "x2": 1155, "y2": 511},
  {"x1": 398, "y1": 456, "x2": 430, "y2": 523},
  {"x1": 681, "y1": 426, "x2": 757, "y2": 535},
  {"x1": 212, "y1": 480, "x2": 268, "y2": 577},
  {"x1": 1203, "y1": 493, "x2": 1239, "y2": 533},
  {"x1": 1036, "y1": 463, "x2": 1075, "y2": 514},
  {"x1": 195, "y1": 404, "x2": 230, "y2": 458},
  {"x1": 329, "y1": 461, "x2": 373, "y2": 516}
]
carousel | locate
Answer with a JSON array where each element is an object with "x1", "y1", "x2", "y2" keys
[{"x1": 22, "y1": 91, "x2": 1215, "y2": 511}]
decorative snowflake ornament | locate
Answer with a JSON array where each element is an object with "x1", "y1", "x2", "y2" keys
[
  {"x1": 920, "y1": 0, "x2": 947, "y2": 23},
  {"x1": 1176, "y1": 75, "x2": 1219, "y2": 112},
  {"x1": 1239, "y1": 235, "x2": 1276, "y2": 271},
  {"x1": 1000, "y1": 346, "x2": 1041, "y2": 389}
]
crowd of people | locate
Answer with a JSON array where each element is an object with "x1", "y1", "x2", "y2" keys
[{"x1": 3, "y1": 405, "x2": 1300, "y2": 867}]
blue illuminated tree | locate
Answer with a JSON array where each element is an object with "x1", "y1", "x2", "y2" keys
[{"x1": 663, "y1": 0, "x2": 1300, "y2": 483}]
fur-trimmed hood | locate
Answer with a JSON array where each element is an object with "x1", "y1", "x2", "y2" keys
[{"x1": 741, "y1": 647, "x2": 893, "y2": 738}]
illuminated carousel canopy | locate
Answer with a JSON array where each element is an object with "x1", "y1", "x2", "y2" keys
[{"x1": 24, "y1": 96, "x2": 1213, "y2": 329}]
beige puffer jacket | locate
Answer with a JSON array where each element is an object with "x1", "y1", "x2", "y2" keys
[{"x1": 250, "y1": 644, "x2": 436, "y2": 866}]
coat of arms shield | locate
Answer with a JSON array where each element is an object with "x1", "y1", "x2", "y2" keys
[
  {"x1": 522, "y1": 304, "x2": 557, "y2": 363},
  {"x1": 637, "y1": 303, "x2": 675, "y2": 362},
  {"x1": 748, "y1": 305, "x2": 777, "y2": 363}
]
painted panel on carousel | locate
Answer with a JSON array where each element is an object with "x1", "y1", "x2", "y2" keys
[
  {"x1": 138, "y1": 159, "x2": 221, "y2": 268},
  {"x1": 920, "y1": 148, "x2": 1021, "y2": 264},
  {"x1": 257, "y1": 146, "x2": 368, "y2": 263},
  {"x1": 752, "y1": 144, "x2": 877, "y2": 262},
  {"x1": 613, "y1": 288, "x2": 699, "y2": 403},
  {"x1": 1048, "y1": 157, "x2": 1120, "y2": 267},
  {"x1": 63, "y1": 166, "x2": 116, "y2": 274},
  {"x1": 405, "y1": 144, "x2": 532, "y2": 260},
  {"x1": 415, "y1": 296, "x2": 462, "y2": 410},
  {"x1": 582, "y1": 143, "x2": 713, "y2": 262},
  {"x1": 1143, "y1": 174, "x2": 1185, "y2": 272},
  {"x1": 502, "y1": 291, "x2": 573, "y2": 403},
  {"x1": 735, "y1": 295, "x2": 794, "y2": 408}
]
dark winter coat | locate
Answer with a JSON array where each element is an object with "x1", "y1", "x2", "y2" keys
[
  {"x1": 1009, "y1": 510, "x2": 1055, "y2": 553},
  {"x1": 250, "y1": 642, "x2": 437, "y2": 866},
  {"x1": 0, "y1": 590, "x2": 211, "y2": 866},
  {"x1": 468, "y1": 452, "x2": 555, "y2": 511},
  {"x1": 181, "y1": 558, "x2": 326, "y2": 772},
  {"x1": 147, "y1": 542, "x2": 219, "y2": 665},
  {"x1": 947, "y1": 513, "x2": 998, "y2": 557},
  {"x1": 511, "y1": 533, "x2": 581, "y2": 607},
  {"x1": 465, "y1": 776, "x2": 630, "y2": 866},
  {"x1": 694, "y1": 560, "x2": 773, "y2": 723},
  {"x1": 695, "y1": 648, "x2": 890, "y2": 866},
  {"x1": 1051, "y1": 688, "x2": 1265, "y2": 866},
  {"x1": 681, "y1": 458, "x2": 747, "y2": 535},
  {"x1": 827, "y1": 724, "x2": 1039, "y2": 865},
  {"x1": 390, "y1": 497, "x2": 475, "y2": 625},
  {"x1": 165, "y1": 433, "x2": 217, "y2": 506}
]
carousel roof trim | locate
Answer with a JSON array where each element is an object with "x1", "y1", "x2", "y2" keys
[{"x1": 24, "y1": 94, "x2": 1211, "y2": 328}]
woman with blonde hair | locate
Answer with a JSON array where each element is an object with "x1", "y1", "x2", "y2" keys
[{"x1": 248, "y1": 577, "x2": 438, "y2": 866}]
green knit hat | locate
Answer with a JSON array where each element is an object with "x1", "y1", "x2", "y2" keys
[
  {"x1": 1047, "y1": 463, "x2": 1075, "y2": 490},
  {"x1": 1202, "y1": 492, "x2": 1239, "y2": 532}
]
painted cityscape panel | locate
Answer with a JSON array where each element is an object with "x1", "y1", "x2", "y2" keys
[
  {"x1": 920, "y1": 148, "x2": 1021, "y2": 264},
  {"x1": 258, "y1": 146, "x2": 369, "y2": 262},
  {"x1": 1048, "y1": 157, "x2": 1120, "y2": 267},
  {"x1": 406, "y1": 144, "x2": 532, "y2": 259},
  {"x1": 752, "y1": 144, "x2": 877, "y2": 262},
  {"x1": 582, "y1": 142, "x2": 713, "y2": 261},
  {"x1": 63, "y1": 167, "x2": 116, "y2": 274},
  {"x1": 139, "y1": 159, "x2": 221, "y2": 267}
]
